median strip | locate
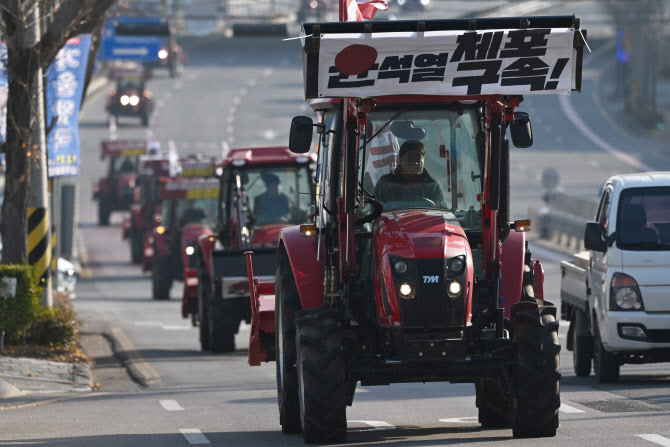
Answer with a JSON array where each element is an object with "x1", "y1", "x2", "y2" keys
[{"x1": 108, "y1": 327, "x2": 161, "y2": 388}]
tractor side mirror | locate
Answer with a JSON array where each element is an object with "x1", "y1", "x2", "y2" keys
[
  {"x1": 289, "y1": 116, "x2": 314, "y2": 154},
  {"x1": 510, "y1": 111, "x2": 533, "y2": 148},
  {"x1": 584, "y1": 221, "x2": 607, "y2": 252}
]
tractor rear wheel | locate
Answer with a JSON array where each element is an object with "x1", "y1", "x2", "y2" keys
[
  {"x1": 476, "y1": 378, "x2": 512, "y2": 428},
  {"x1": 296, "y1": 307, "x2": 347, "y2": 444},
  {"x1": 511, "y1": 300, "x2": 561, "y2": 438},
  {"x1": 593, "y1": 320, "x2": 620, "y2": 383},
  {"x1": 197, "y1": 267, "x2": 210, "y2": 351},
  {"x1": 152, "y1": 257, "x2": 172, "y2": 300},
  {"x1": 208, "y1": 293, "x2": 236, "y2": 353},
  {"x1": 572, "y1": 309, "x2": 592, "y2": 377},
  {"x1": 275, "y1": 250, "x2": 301, "y2": 434}
]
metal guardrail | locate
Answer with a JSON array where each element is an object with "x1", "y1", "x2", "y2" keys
[
  {"x1": 533, "y1": 190, "x2": 599, "y2": 251},
  {"x1": 224, "y1": 0, "x2": 299, "y2": 19}
]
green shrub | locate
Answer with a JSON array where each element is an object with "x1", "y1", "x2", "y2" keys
[
  {"x1": 27, "y1": 306, "x2": 80, "y2": 349},
  {"x1": 0, "y1": 265, "x2": 42, "y2": 344}
]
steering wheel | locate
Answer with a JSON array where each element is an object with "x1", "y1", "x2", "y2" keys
[
  {"x1": 355, "y1": 199, "x2": 383, "y2": 225},
  {"x1": 413, "y1": 197, "x2": 436, "y2": 207}
]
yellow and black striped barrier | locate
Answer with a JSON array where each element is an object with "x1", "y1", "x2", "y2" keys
[{"x1": 28, "y1": 207, "x2": 50, "y2": 281}]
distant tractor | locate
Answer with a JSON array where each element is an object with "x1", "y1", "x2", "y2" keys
[
  {"x1": 94, "y1": 139, "x2": 147, "y2": 226},
  {"x1": 192, "y1": 146, "x2": 316, "y2": 353},
  {"x1": 245, "y1": 14, "x2": 587, "y2": 444}
]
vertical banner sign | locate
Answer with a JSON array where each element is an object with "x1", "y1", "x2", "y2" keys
[{"x1": 46, "y1": 34, "x2": 92, "y2": 177}]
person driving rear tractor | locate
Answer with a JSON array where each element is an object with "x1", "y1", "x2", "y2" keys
[
  {"x1": 374, "y1": 140, "x2": 447, "y2": 208},
  {"x1": 254, "y1": 173, "x2": 289, "y2": 224}
]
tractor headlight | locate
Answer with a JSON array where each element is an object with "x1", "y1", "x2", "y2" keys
[
  {"x1": 394, "y1": 260, "x2": 408, "y2": 274},
  {"x1": 610, "y1": 273, "x2": 644, "y2": 311},
  {"x1": 398, "y1": 282, "x2": 414, "y2": 299},
  {"x1": 447, "y1": 256, "x2": 464, "y2": 275},
  {"x1": 158, "y1": 49, "x2": 169, "y2": 59},
  {"x1": 185, "y1": 246, "x2": 195, "y2": 256},
  {"x1": 447, "y1": 280, "x2": 463, "y2": 298},
  {"x1": 129, "y1": 95, "x2": 140, "y2": 106},
  {"x1": 120, "y1": 95, "x2": 130, "y2": 106}
]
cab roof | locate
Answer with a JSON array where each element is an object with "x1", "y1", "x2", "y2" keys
[
  {"x1": 607, "y1": 172, "x2": 670, "y2": 190},
  {"x1": 221, "y1": 146, "x2": 316, "y2": 166}
]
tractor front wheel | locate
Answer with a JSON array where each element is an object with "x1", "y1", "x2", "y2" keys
[
  {"x1": 152, "y1": 257, "x2": 173, "y2": 300},
  {"x1": 130, "y1": 228, "x2": 143, "y2": 264},
  {"x1": 208, "y1": 292, "x2": 236, "y2": 353},
  {"x1": 197, "y1": 267, "x2": 210, "y2": 351},
  {"x1": 98, "y1": 198, "x2": 111, "y2": 226},
  {"x1": 296, "y1": 307, "x2": 347, "y2": 444},
  {"x1": 476, "y1": 378, "x2": 512, "y2": 428},
  {"x1": 511, "y1": 300, "x2": 561, "y2": 438},
  {"x1": 275, "y1": 249, "x2": 301, "y2": 434}
]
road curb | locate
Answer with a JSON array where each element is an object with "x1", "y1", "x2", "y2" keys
[
  {"x1": 105, "y1": 327, "x2": 161, "y2": 388},
  {"x1": 0, "y1": 380, "x2": 24, "y2": 399}
]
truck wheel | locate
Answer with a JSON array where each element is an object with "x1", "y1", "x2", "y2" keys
[
  {"x1": 572, "y1": 310, "x2": 592, "y2": 377},
  {"x1": 98, "y1": 198, "x2": 111, "y2": 226},
  {"x1": 275, "y1": 249, "x2": 301, "y2": 434},
  {"x1": 197, "y1": 268, "x2": 210, "y2": 351},
  {"x1": 152, "y1": 257, "x2": 172, "y2": 300},
  {"x1": 130, "y1": 228, "x2": 142, "y2": 264},
  {"x1": 593, "y1": 321, "x2": 620, "y2": 383},
  {"x1": 208, "y1": 295, "x2": 236, "y2": 353},
  {"x1": 476, "y1": 378, "x2": 512, "y2": 428},
  {"x1": 296, "y1": 307, "x2": 347, "y2": 444},
  {"x1": 511, "y1": 300, "x2": 561, "y2": 438}
]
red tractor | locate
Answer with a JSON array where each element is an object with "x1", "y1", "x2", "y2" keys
[
  {"x1": 93, "y1": 139, "x2": 147, "y2": 226},
  {"x1": 192, "y1": 146, "x2": 316, "y2": 353},
  {"x1": 151, "y1": 173, "x2": 220, "y2": 300},
  {"x1": 106, "y1": 68, "x2": 154, "y2": 126},
  {"x1": 123, "y1": 153, "x2": 174, "y2": 264},
  {"x1": 245, "y1": 15, "x2": 586, "y2": 443}
]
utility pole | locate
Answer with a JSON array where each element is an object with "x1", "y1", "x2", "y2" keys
[{"x1": 27, "y1": 5, "x2": 52, "y2": 307}]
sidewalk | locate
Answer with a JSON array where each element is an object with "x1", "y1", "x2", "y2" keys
[{"x1": 0, "y1": 356, "x2": 93, "y2": 398}]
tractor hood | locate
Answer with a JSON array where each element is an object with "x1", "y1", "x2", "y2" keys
[
  {"x1": 181, "y1": 223, "x2": 212, "y2": 247},
  {"x1": 374, "y1": 210, "x2": 469, "y2": 260},
  {"x1": 251, "y1": 223, "x2": 288, "y2": 247},
  {"x1": 115, "y1": 173, "x2": 136, "y2": 191}
]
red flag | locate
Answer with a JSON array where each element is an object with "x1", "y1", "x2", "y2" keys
[{"x1": 341, "y1": 0, "x2": 388, "y2": 22}]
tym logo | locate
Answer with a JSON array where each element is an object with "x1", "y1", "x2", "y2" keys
[{"x1": 423, "y1": 276, "x2": 439, "y2": 284}]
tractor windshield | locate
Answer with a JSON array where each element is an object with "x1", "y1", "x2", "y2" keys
[
  {"x1": 233, "y1": 165, "x2": 312, "y2": 226},
  {"x1": 362, "y1": 107, "x2": 484, "y2": 230},
  {"x1": 162, "y1": 198, "x2": 218, "y2": 229}
]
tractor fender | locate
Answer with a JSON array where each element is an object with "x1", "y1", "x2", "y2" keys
[
  {"x1": 279, "y1": 226, "x2": 325, "y2": 309},
  {"x1": 197, "y1": 233, "x2": 217, "y2": 280},
  {"x1": 499, "y1": 230, "x2": 525, "y2": 318}
]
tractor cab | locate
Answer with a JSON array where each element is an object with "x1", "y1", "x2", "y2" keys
[
  {"x1": 152, "y1": 175, "x2": 219, "y2": 300},
  {"x1": 94, "y1": 139, "x2": 147, "y2": 225},
  {"x1": 246, "y1": 15, "x2": 587, "y2": 443}
]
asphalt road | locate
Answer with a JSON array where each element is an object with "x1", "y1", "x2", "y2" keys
[{"x1": 2, "y1": 1, "x2": 670, "y2": 446}]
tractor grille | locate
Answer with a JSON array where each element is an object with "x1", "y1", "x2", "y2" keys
[{"x1": 397, "y1": 258, "x2": 465, "y2": 328}]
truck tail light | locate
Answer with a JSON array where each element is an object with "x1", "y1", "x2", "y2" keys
[{"x1": 610, "y1": 273, "x2": 644, "y2": 311}]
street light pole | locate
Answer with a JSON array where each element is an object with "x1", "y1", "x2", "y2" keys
[{"x1": 27, "y1": 4, "x2": 52, "y2": 308}]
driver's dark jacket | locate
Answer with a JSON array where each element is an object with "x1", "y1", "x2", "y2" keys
[{"x1": 374, "y1": 169, "x2": 447, "y2": 208}]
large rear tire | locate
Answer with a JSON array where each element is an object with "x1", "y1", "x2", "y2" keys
[
  {"x1": 572, "y1": 309, "x2": 592, "y2": 377},
  {"x1": 275, "y1": 249, "x2": 301, "y2": 434},
  {"x1": 511, "y1": 300, "x2": 561, "y2": 438},
  {"x1": 296, "y1": 307, "x2": 347, "y2": 444},
  {"x1": 197, "y1": 266, "x2": 210, "y2": 351},
  {"x1": 208, "y1": 292, "x2": 236, "y2": 353},
  {"x1": 476, "y1": 378, "x2": 512, "y2": 428},
  {"x1": 152, "y1": 257, "x2": 172, "y2": 300},
  {"x1": 593, "y1": 320, "x2": 620, "y2": 383}
]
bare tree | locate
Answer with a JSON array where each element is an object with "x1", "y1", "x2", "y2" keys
[{"x1": 0, "y1": 0, "x2": 116, "y2": 264}]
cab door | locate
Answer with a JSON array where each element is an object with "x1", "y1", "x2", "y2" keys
[{"x1": 588, "y1": 185, "x2": 619, "y2": 318}]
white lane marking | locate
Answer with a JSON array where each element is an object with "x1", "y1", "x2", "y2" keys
[
  {"x1": 175, "y1": 82, "x2": 183, "y2": 90},
  {"x1": 134, "y1": 321, "x2": 162, "y2": 327},
  {"x1": 227, "y1": 125, "x2": 234, "y2": 134},
  {"x1": 559, "y1": 320, "x2": 569, "y2": 327},
  {"x1": 559, "y1": 94, "x2": 653, "y2": 171},
  {"x1": 239, "y1": 87, "x2": 248, "y2": 96},
  {"x1": 232, "y1": 96, "x2": 241, "y2": 106},
  {"x1": 543, "y1": 124, "x2": 552, "y2": 133},
  {"x1": 134, "y1": 322, "x2": 193, "y2": 331},
  {"x1": 559, "y1": 403, "x2": 585, "y2": 414},
  {"x1": 227, "y1": 115, "x2": 235, "y2": 124},
  {"x1": 228, "y1": 106, "x2": 237, "y2": 115},
  {"x1": 638, "y1": 434, "x2": 670, "y2": 447},
  {"x1": 160, "y1": 400, "x2": 185, "y2": 411},
  {"x1": 556, "y1": 135, "x2": 564, "y2": 144},
  {"x1": 349, "y1": 420, "x2": 395, "y2": 431},
  {"x1": 180, "y1": 429, "x2": 210, "y2": 444},
  {"x1": 262, "y1": 129, "x2": 277, "y2": 140},
  {"x1": 163, "y1": 325, "x2": 193, "y2": 331},
  {"x1": 263, "y1": 68, "x2": 274, "y2": 77},
  {"x1": 248, "y1": 78, "x2": 257, "y2": 87},
  {"x1": 439, "y1": 417, "x2": 479, "y2": 424},
  {"x1": 589, "y1": 159, "x2": 600, "y2": 168}
]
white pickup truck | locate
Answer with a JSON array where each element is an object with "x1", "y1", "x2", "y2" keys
[{"x1": 560, "y1": 172, "x2": 670, "y2": 383}]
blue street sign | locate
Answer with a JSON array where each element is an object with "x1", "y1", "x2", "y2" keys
[
  {"x1": 99, "y1": 17, "x2": 169, "y2": 63},
  {"x1": 46, "y1": 34, "x2": 92, "y2": 177}
]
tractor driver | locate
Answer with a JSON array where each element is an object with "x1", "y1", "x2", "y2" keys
[
  {"x1": 374, "y1": 140, "x2": 447, "y2": 208},
  {"x1": 254, "y1": 173, "x2": 289, "y2": 225}
]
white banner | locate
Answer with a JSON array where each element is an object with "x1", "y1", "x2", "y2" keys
[{"x1": 317, "y1": 28, "x2": 575, "y2": 98}]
